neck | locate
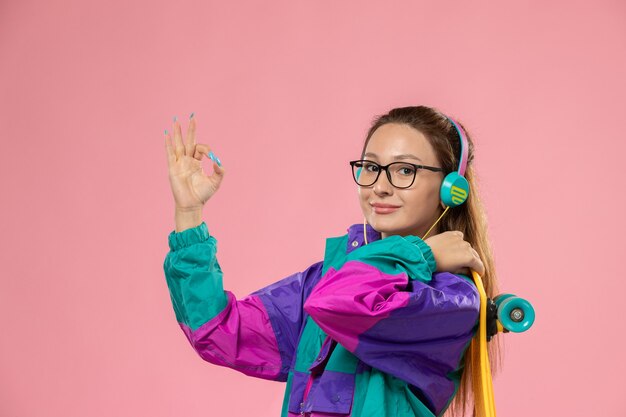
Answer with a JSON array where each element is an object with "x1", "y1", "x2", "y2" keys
[{"x1": 378, "y1": 207, "x2": 447, "y2": 240}]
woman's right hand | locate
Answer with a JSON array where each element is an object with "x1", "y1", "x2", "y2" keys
[
  {"x1": 165, "y1": 116, "x2": 225, "y2": 210},
  {"x1": 424, "y1": 231, "x2": 485, "y2": 277}
]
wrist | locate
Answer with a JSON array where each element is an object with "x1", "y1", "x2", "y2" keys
[{"x1": 175, "y1": 206, "x2": 203, "y2": 232}]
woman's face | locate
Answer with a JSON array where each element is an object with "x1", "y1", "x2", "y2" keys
[{"x1": 358, "y1": 123, "x2": 445, "y2": 239}]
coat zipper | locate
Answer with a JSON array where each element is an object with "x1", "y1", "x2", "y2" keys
[
  {"x1": 299, "y1": 373, "x2": 315, "y2": 416},
  {"x1": 300, "y1": 335, "x2": 333, "y2": 416}
]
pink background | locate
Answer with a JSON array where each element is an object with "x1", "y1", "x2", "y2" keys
[{"x1": 1, "y1": 1, "x2": 624, "y2": 416}]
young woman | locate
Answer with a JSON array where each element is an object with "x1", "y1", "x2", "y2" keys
[{"x1": 163, "y1": 105, "x2": 502, "y2": 417}]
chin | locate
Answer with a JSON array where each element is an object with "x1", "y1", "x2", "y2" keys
[
  {"x1": 374, "y1": 220, "x2": 419, "y2": 236},
  {"x1": 369, "y1": 219, "x2": 401, "y2": 233}
]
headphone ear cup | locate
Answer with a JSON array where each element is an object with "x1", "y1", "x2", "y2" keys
[{"x1": 440, "y1": 171, "x2": 470, "y2": 207}]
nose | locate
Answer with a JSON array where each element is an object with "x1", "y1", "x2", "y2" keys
[{"x1": 373, "y1": 168, "x2": 394, "y2": 196}]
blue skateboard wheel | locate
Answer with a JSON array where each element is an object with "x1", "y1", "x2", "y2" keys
[{"x1": 498, "y1": 297, "x2": 535, "y2": 333}]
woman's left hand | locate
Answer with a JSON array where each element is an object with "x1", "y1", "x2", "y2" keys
[{"x1": 424, "y1": 231, "x2": 486, "y2": 277}]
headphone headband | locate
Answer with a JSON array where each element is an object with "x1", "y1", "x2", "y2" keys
[{"x1": 446, "y1": 117, "x2": 469, "y2": 177}]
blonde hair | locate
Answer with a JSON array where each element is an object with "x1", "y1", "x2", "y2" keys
[{"x1": 361, "y1": 106, "x2": 504, "y2": 417}]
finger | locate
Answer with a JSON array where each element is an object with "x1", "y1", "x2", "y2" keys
[
  {"x1": 475, "y1": 259, "x2": 485, "y2": 276},
  {"x1": 186, "y1": 114, "x2": 196, "y2": 156},
  {"x1": 193, "y1": 143, "x2": 212, "y2": 161},
  {"x1": 471, "y1": 248, "x2": 485, "y2": 276},
  {"x1": 173, "y1": 118, "x2": 184, "y2": 160},
  {"x1": 164, "y1": 130, "x2": 175, "y2": 166},
  {"x1": 179, "y1": 119, "x2": 194, "y2": 158},
  {"x1": 192, "y1": 146, "x2": 202, "y2": 160},
  {"x1": 195, "y1": 144, "x2": 225, "y2": 174}
]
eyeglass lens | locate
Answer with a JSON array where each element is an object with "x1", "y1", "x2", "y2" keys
[{"x1": 353, "y1": 161, "x2": 417, "y2": 188}]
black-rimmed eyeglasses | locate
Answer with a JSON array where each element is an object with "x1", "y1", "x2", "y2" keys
[{"x1": 349, "y1": 159, "x2": 444, "y2": 189}]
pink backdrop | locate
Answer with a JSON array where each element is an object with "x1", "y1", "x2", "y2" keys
[{"x1": 1, "y1": 1, "x2": 624, "y2": 416}]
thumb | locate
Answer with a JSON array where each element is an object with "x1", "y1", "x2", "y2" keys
[{"x1": 212, "y1": 160, "x2": 225, "y2": 177}]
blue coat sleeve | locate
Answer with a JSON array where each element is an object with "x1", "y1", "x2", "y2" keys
[{"x1": 163, "y1": 221, "x2": 323, "y2": 381}]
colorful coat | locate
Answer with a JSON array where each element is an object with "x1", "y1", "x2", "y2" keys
[{"x1": 163, "y1": 222, "x2": 480, "y2": 417}]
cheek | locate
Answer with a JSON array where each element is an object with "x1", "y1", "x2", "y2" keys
[
  {"x1": 404, "y1": 185, "x2": 440, "y2": 207},
  {"x1": 358, "y1": 188, "x2": 369, "y2": 206},
  {"x1": 426, "y1": 183, "x2": 440, "y2": 199},
  {"x1": 358, "y1": 188, "x2": 373, "y2": 211}
]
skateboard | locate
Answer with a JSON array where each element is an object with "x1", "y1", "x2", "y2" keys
[{"x1": 469, "y1": 270, "x2": 536, "y2": 417}]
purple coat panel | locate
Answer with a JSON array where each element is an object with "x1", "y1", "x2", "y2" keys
[{"x1": 303, "y1": 233, "x2": 481, "y2": 415}]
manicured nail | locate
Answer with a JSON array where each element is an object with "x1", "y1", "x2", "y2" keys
[
  {"x1": 173, "y1": 116, "x2": 177, "y2": 122},
  {"x1": 209, "y1": 151, "x2": 222, "y2": 167},
  {"x1": 164, "y1": 129, "x2": 168, "y2": 135},
  {"x1": 189, "y1": 112, "x2": 194, "y2": 119}
]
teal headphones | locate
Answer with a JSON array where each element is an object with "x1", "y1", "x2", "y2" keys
[
  {"x1": 440, "y1": 116, "x2": 470, "y2": 208},
  {"x1": 356, "y1": 115, "x2": 470, "y2": 208}
]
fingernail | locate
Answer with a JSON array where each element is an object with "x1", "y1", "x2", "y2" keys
[
  {"x1": 209, "y1": 151, "x2": 222, "y2": 167},
  {"x1": 173, "y1": 116, "x2": 177, "y2": 122},
  {"x1": 164, "y1": 129, "x2": 168, "y2": 135},
  {"x1": 189, "y1": 112, "x2": 194, "y2": 119}
]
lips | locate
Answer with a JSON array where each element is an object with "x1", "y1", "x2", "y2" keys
[
  {"x1": 370, "y1": 202, "x2": 401, "y2": 214},
  {"x1": 371, "y1": 203, "x2": 401, "y2": 208}
]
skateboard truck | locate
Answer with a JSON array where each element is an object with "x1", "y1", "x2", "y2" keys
[{"x1": 486, "y1": 293, "x2": 536, "y2": 342}]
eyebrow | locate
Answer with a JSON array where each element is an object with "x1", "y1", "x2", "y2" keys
[{"x1": 363, "y1": 152, "x2": 423, "y2": 162}]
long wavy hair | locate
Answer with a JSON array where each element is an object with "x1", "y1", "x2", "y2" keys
[{"x1": 360, "y1": 105, "x2": 504, "y2": 417}]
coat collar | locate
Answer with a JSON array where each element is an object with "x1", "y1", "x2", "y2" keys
[{"x1": 345, "y1": 222, "x2": 382, "y2": 254}]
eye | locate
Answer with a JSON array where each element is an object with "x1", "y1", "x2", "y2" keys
[
  {"x1": 396, "y1": 164, "x2": 416, "y2": 176},
  {"x1": 363, "y1": 162, "x2": 379, "y2": 172}
]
